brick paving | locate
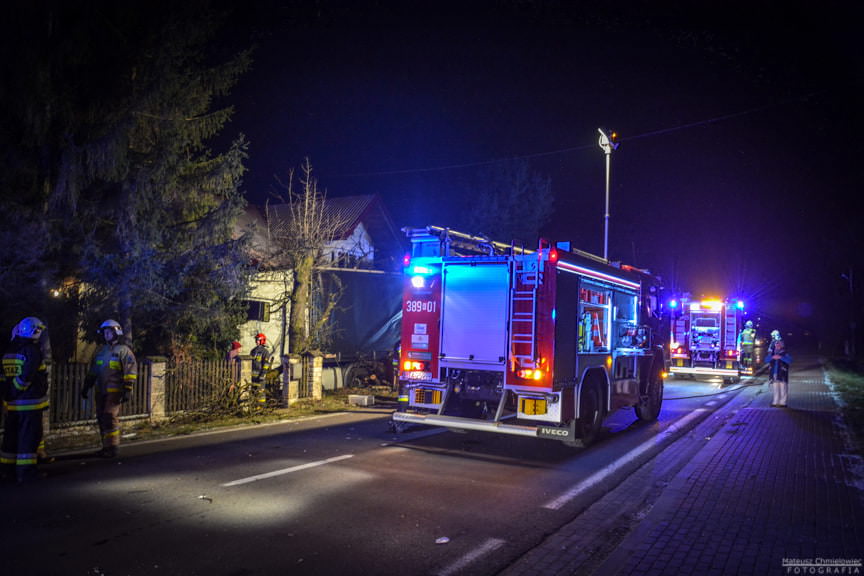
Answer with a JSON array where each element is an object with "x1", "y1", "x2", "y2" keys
[{"x1": 504, "y1": 358, "x2": 864, "y2": 576}]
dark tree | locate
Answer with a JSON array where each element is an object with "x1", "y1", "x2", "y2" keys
[
  {"x1": 0, "y1": 1, "x2": 254, "y2": 358},
  {"x1": 458, "y1": 158, "x2": 554, "y2": 248}
]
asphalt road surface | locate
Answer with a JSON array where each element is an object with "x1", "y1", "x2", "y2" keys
[{"x1": 3, "y1": 374, "x2": 760, "y2": 576}]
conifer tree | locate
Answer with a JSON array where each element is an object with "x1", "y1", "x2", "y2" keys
[
  {"x1": 1, "y1": 1, "x2": 254, "y2": 357},
  {"x1": 459, "y1": 158, "x2": 554, "y2": 247}
]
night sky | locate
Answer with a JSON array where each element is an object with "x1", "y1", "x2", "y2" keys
[{"x1": 220, "y1": 2, "x2": 863, "y2": 346}]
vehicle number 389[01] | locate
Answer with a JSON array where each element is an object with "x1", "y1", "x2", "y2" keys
[{"x1": 405, "y1": 300, "x2": 437, "y2": 313}]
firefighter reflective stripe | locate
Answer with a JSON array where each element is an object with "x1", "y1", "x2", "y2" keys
[
  {"x1": 5, "y1": 396, "x2": 49, "y2": 411},
  {"x1": 3, "y1": 354, "x2": 26, "y2": 389},
  {"x1": 16, "y1": 451, "x2": 37, "y2": 465}
]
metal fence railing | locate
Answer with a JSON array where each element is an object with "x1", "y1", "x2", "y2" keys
[
  {"x1": 165, "y1": 358, "x2": 236, "y2": 414},
  {"x1": 48, "y1": 361, "x2": 151, "y2": 427},
  {"x1": 2, "y1": 354, "x2": 335, "y2": 434}
]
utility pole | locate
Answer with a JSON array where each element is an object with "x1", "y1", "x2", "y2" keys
[{"x1": 598, "y1": 128, "x2": 619, "y2": 261}]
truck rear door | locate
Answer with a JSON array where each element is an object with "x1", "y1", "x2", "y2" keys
[{"x1": 440, "y1": 261, "x2": 509, "y2": 370}]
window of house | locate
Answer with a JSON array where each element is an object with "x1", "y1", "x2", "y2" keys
[{"x1": 245, "y1": 300, "x2": 271, "y2": 322}]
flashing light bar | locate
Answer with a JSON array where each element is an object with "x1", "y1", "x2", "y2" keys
[
  {"x1": 556, "y1": 261, "x2": 640, "y2": 290},
  {"x1": 690, "y1": 300, "x2": 724, "y2": 312}
]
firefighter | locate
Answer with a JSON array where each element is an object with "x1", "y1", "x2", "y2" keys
[
  {"x1": 250, "y1": 333, "x2": 272, "y2": 407},
  {"x1": 81, "y1": 319, "x2": 137, "y2": 458},
  {"x1": 1, "y1": 317, "x2": 49, "y2": 483},
  {"x1": 766, "y1": 329, "x2": 791, "y2": 407},
  {"x1": 737, "y1": 320, "x2": 757, "y2": 370}
]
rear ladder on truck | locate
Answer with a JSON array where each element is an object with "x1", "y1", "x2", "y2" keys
[{"x1": 509, "y1": 257, "x2": 540, "y2": 371}]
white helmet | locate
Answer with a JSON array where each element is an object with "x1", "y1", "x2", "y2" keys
[
  {"x1": 771, "y1": 329, "x2": 781, "y2": 340},
  {"x1": 745, "y1": 320, "x2": 753, "y2": 328},
  {"x1": 100, "y1": 319, "x2": 124, "y2": 338},
  {"x1": 12, "y1": 317, "x2": 46, "y2": 341}
]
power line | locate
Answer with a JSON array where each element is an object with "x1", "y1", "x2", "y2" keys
[{"x1": 325, "y1": 91, "x2": 823, "y2": 179}]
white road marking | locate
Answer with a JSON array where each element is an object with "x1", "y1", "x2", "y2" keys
[
  {"x1": 436, "y1": 538, "x2": 507, "y2": 576},
  {"x1": 705, "y1": 400, "x2": 718, "y2": 406},
  {"x1": 221, "y1": 454, "x2": 354, "y2": 487},
  {"x1": 542, "y1": 409, "x2": 707, "y2": 510}
]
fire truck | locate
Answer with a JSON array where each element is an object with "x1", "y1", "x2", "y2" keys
[
  {"x1": 391, "y1": 226, "x2": 666, "y2": 447},
  {"x1": 667, "y1": 296, "x2": 745, "y2": 383}
]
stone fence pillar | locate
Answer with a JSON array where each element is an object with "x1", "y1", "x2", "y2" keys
[
  {"x1": 303, "y1": 352, "x2": 323, "y2": 401},
  {"x1": 282, "y1": 354, "x2": 301, "y2": 406},
  {"x1": 146, "y1": 356, "x2": 168, "y2": 422}
]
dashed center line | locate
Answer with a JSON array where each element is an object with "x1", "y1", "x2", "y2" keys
[
  {"x1": 436, "y1": 538, "x2": 507, "y2": 576},
  {"x1": 221, "y1": 454, "x2": 354, "y2": 487}
]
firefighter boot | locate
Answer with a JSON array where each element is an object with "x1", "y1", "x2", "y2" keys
[{"x1": 95, "y1": 446, "x2": 118, "y2": 458}]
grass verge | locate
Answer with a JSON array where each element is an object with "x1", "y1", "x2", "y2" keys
[{"x1": 826, "y1": 358, "x2": 864, "y2": 450}]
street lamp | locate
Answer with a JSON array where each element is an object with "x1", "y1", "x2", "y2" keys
[{"x1": 598, "y1": 127, "x2": 619, "y2": 261}]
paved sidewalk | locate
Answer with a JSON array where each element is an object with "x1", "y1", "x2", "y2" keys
[{"x1": 508, "y1": 357, "x2": 864, "y2": 576}]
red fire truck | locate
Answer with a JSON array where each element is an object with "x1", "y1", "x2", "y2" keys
[
  {"x1": 667, "y1": 296, "x2": 745, "y2": 383},
  {"x1": 391, "y1": 226, "x2": 666, "y2": 447}
]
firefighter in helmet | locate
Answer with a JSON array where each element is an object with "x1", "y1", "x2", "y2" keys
[
  {"x1": 1, "y1": 317, "x2": 49, "y2": 483},
  {"x1": 81, "y1": 319, "x2": 137, "y2": 458},
  {"x1": 250, "y1": 333, "x2": 272, "y2": 408},
  {"x1": 737, "y1": 320, "x2": 757, "y2": 370}
]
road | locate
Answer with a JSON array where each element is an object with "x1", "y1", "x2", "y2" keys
[{"x1": 4, "y1": 373, "x2": 766, "y2": 576}]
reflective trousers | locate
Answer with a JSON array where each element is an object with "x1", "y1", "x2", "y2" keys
[
  {"x1": 95, "y1": 391, "x2": 123, "y2": 448},
  {"x1": 0, "y1": 409, "x2": 44, "y2": 481}
]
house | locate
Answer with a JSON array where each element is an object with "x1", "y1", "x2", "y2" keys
[{"x1": 238, "y1": 194, "x2": 404, "y2": 361}]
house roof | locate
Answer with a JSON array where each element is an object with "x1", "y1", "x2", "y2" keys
[{"x1": 241, "y1": 194, "x2": 404, "y2": 264}]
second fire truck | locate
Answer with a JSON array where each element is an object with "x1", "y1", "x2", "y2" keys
[
  {"x1": 667, "y1": 296, "x2": 746, "y2": 383},
  {"x1": 392, "y1": 226, "x2": 667, "y2": 447}
]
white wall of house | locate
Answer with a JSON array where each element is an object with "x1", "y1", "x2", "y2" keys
[
  {"x1": 324, "y1": 222, "x2": 374, "y2": 266},
  {"x1": 239, "y1": 269, "x2": 292, "y2": 360}
]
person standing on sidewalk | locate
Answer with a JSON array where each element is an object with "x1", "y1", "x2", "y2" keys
[
  {"x1": 767, "y1": 329, "x2": 791, "y2": 407},
  {"x1": 81, "y1": 319, "x2": 137, "y2": 458},
  {"x1": 1, "y1": 317, "x2": 49, "y2": 483}
]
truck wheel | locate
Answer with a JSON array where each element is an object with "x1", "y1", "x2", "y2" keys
[
  {"x1": 636, "y1": 369, "x2": 663, "y2": 421},
  {"x1": 577, "y1": 385, "x2": 603, "y2": 446}
]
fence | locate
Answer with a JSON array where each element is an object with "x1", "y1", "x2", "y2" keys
[
  {"x1": 164, "y1": 358, "x2": 237, "y2": 414},
  {"x1": 1, "y1": 353, "x2": 330, "y2": 438}
]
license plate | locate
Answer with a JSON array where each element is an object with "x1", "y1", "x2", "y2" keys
[
  {"x1": 520, "y1": 397, "x2": 547, "y2": 415},
  {"x1": 413, "y1": 388, "x2": 442, "y2": 405}
]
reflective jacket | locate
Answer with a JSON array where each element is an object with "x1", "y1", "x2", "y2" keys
[
  {"x1": 88, "y1": 343, "x2": 137, "y2": 394},
  {"x1": 737, "y1": 328, "x2": 756, "y2": 348},
  {"x1": 2, "y1": 338, "x2": 48, "y2": 412},
  {"x1": 250, "y1": 344, "x2": 272, "y2": 380}
]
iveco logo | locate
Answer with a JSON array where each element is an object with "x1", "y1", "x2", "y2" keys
[{"x1": 538, "y1": 427, "x2": 570, "y2": 437}]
